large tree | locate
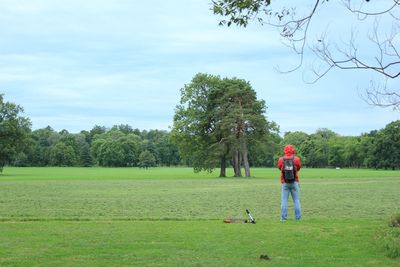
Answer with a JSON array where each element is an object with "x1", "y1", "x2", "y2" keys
[
  {"x1": 0, "y1": 94, "x2": 31, "y2": 172},
  {"x1": 212, "y1": 0, "x2": 400, "y2": 109},
  {"x1": 171, "y1": 73, "x2": 269, "y2": 177},
  {"x1": 210, "y1": 77, "x2": 269, "y2": 176},
  {"x1": 171, "y1": 73, "x2": 225, "y2": 175}
]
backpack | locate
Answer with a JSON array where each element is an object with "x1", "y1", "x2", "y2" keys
[{"x1": 282, "y1": 156, "x2": 296, "y2": 183}]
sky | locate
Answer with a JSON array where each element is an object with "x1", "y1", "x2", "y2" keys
[{"x1": 1, "y1": 0, "x2": 399, "y2": 136}]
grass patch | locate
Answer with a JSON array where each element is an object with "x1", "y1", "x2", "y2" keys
[
  {"x1": 1, "y1": 220, "x2": 399, "y2": 266},
  {"x1": 2, "y1": 166, "x2": 399, "y2": 181},
  {"x1": 376, "y1": 214, "x2": 400, "y2": 259},
  {"x1": 378, "y1": 226, "x2": 400, "y2": 259},
  {"x1": 0, "y1": 167, "x2": 399, "y2": 266}
]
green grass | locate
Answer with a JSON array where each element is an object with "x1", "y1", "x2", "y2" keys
[
  {"x1": 2, "y1": 166, "x2": 398, "y2": 180},
  {"x1": 0, "y1": 167, "x2": 399, "y2": 266}
]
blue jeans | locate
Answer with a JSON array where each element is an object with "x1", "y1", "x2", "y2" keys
[{"x1": 281, "y1": 182, "x2": 301, "y2": 220}]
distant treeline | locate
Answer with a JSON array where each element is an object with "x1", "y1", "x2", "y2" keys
[
  {"x1": 12, "y1": 125, "x2": 180, "y2": 168},
  {"x1": 277, "y1": 121, "x2": 400, "y2": 169},
  {"x1": 10, "y1": 121, "x2": 400, "y2": 169}
]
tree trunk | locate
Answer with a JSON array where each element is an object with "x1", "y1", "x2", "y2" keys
[
  {"x1": 233, "y1": 150, "x2": 242, "y2": 177},
  {"x1": 242, "y1": 142, "x2": 251, "y2": 177},
  {"x1": 219, "y1": 154, "x2": 226, "y2": 177}
]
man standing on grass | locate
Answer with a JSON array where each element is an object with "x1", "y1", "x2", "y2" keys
[{"x1": 278, "y1": 144, "x2": 302, "y2": 221}]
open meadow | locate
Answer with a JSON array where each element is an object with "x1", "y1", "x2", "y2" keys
[{"x1": 0, "y1": 167, "x2": 399, "y2": 266}]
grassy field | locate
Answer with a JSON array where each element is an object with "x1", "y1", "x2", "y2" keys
[{"x1": 0, "y1": 167, "x2": 399, "y2": 266}]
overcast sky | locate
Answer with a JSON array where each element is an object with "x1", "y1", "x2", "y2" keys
[{"x1": 1, "y1": 0, "x2": 399, "y2": 136}]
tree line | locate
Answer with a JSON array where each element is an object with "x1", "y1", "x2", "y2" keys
[
  {"x1": 1, "y1": 84, "x2": 400, "y2": 174},
  {"x1": 278, "y1": 124, "x2": 400, "y2": 170},
  {"x1": 12, "y1": 125, "x2": 181, "y2": 169},
  {"x1": 7, "y1": 121, "x2": 400, "y2": 171}
]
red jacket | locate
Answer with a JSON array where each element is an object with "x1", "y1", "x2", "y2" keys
[{"x1": 277, "y1": 145, "x2": 301, "y2": 184}]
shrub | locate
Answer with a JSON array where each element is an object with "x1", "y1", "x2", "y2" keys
[
  {"x1": 377, "y1": 214, "x2": 400, "y2": 258},
  {"x1": 388, "y1": 214, "x2": 400, "y2": 228}
]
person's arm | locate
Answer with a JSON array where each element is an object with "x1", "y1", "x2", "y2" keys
[
  {"x1": 295, "y1": 156, "x2": 301, "y2": 171},
  {"x1": 277, "y1": 157, "x2": 283, "y2": 170},
  {"x1": 294, "y1": 156, "x2": 301, "y2": 186}
]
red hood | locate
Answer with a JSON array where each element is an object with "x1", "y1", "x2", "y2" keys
[{"x1": 284, "y1": 145, "x2": 295, "y2": 157}]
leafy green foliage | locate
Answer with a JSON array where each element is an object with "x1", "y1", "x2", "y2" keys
[
  {"x1": 171, "y1": 73, "x2": 270, "y2": 177},
  {"x1": 49, "y1": 142, "x2": 77, "y2": 166},
  {"x1": 91, "y1": 129, "x2": 140, "y2": 167},
  {"x1": 172, "y1": 73, "x2": 222, "y2": 173},
  {"x1": 12, "y1": 152, "x2": 29, "y2": 167},
  {"x1": 138, "y1": 150, "x2": 157, "y2": 169},
  {"x1": 276, "y1": 121, "x2": 400, "y2": 169},
  {"x1": 0, "y1": 94, "x2": 31, "y2": 172},
  {"x1": 212, "y1": 0, "x2": 272, "y2": 27},
  {"x1": 16, "y1": 125, "x2": 179, "y2": 168},
  {"x1": 372, "y1": 121, "x2": 400, "y2": 169},
  {"x1": 249, "y1": 130, "x2": 281, "y2": 166}
]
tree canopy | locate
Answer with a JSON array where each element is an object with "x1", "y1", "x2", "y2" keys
[
  {"x1": 0, "y1": 94, "x2": 31, "y2": 172},
  {"x1": 171, "y1": 73, "x2": 270, "y2": 177}
]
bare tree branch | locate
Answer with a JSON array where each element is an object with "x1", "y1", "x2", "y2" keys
[
  {"x1": 342, "y1": 0, "x2": 400, "y2": 18},
  {"x1": 362, "y1": 79, "x2": 400, "y2": 110},
  {"x1": 269, "y1": 0, "x2": 322, "y2": 73},
  {"x1": 212, "y1": 0, "x2": 400, "y2": 109}
]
